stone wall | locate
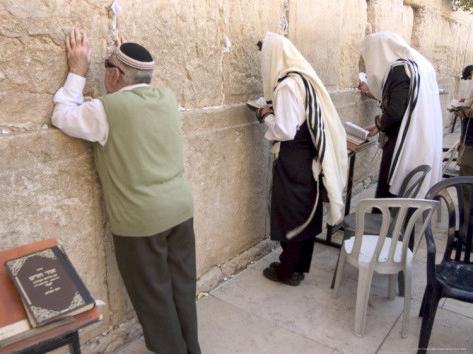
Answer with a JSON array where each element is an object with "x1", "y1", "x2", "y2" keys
[{"x1": 1, "y1": 0, "x2": 472, "y2": 351}]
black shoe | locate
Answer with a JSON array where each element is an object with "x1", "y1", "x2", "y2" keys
[
  {"x1": 269, "y1": 262, "x2": 305, "y2": 281},
  {"x1": 263, "y1": 265, "x2": 301, "y2": 286}
]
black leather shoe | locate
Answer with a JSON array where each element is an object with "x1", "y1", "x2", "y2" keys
[
  {"x1": 263, "y1": 265, "x2": 301, "y2": 286},
  {"x1": 269, "y1": 262, "x2": 305, "y2": 281}
]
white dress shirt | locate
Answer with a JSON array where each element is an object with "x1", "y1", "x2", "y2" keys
[
  {"x1": 263, "y1": 76, "x2": 306, "y2": 141},
  {"x1": 52, "y1": 73, "x2": 149, "y2": 146}
]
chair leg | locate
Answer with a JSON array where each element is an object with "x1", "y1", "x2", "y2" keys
[
  {"x1": 398, "y1": 271, "x2": 405, "y2": 297},
  {"x1": 401, "y1": 268, "x2": 412, "y2": 338},
  {"x1": 418, "y1": 286, "x2": 430, "y2": 317},
  {"x1": 354, "y1": 265, "x2": 374, "y2": 336},
  {"x1": 330, "y1": 251, "x2": 341, "y2": 289},
  {"x1": 333, "y1": 249, "x2": 346, "y2": 298},
  {"x1": 417, "y1": 291, "x2": 441, "y2": 354},
  {"x1": 388, "y1": 274, "x2": 397, "y2": 300}
]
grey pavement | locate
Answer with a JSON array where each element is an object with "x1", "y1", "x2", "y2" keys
[{"x1": 115, "y1": 203, "x2": 473, "y2": 353}]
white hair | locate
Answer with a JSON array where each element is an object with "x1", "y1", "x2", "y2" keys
[{"x1": 121, "y1": 65, "x2": 153, "y2": 85}]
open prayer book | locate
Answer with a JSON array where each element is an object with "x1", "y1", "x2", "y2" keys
[
  {"x1": 447, "y1": 99, "x2": 469, "y2": 111},
  {"x1": 345, "y1": 122, "x2": 369, "y2": 145},
  {"x1": 246, "y1": 97, "x2": 271, "y2": 112}
]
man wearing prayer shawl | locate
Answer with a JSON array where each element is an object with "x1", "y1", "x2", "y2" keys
[
  {"x1": 52, "y1": 28, "x2": 200, "y2": 354},
  {"x1": 359, "y1": 32, "x2": 443, "y2": 199},
  {"x1": 256, "y1": 32, "x2": 348, "y2": 286}
]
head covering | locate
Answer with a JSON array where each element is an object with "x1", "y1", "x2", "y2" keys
[
  {"x1": 361, "y1": 32, "x2": 442, "y2": 197},
  {"x1": 113, "y1": 42, "x2": 154, "y2": 70},
  {"x1": 361, "y1": 32, "x2": 434, "y2": 101},
  {"x1": 260, "y1": 32, "x2": 348, "y2": 225},
  {"x1": 462, "y1": 65, "x2": 473, "y2": 80}
]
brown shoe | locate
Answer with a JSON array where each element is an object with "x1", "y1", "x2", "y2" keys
[{"x1": 263, "y1": 265, "x2": 301, "y2": 286}]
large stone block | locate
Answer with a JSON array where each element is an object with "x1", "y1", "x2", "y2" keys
[
  {"x1": 288, "y1": 0, "x2": 367, "y2": 89},
  {"x1": 182, "y1": 105, "x2": 271, "y2": 275},
  {"x1": 367, "y1": 0, "x2": 414, "y2": 41},
  {"x1": 118, "y1": 0, "x2": 225, "y2": 108},
  {"x1": 0, "y1": 1, "x2": 109, "y2": 125},
  {"x1": 329, "y1": 90, "x2": 380, "y2": 127},
  {"x1": 0, "y1": 129, "x2": 90, "y2": 172},
  {"x1": 407, "y1": 3, "x2": 473, "y2": 80},
  {"x1": 221, "y1": 0, "x2": 285, "y2": 104}
]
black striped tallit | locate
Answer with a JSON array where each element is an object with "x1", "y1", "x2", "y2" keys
[
  {"x1": 386, "y1": 59, "x2": 421, "y2": 184},
  {"x1": 277, "y1": 72, "x2": 326, "y2": 239}
]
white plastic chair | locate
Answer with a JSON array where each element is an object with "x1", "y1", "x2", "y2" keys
[{"x1": 332, "y1": 198, "x2": 439, "y2": 337}]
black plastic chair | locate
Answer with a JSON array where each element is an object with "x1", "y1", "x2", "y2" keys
[{"x1": 418, "y1": 176, "x2": 473, "y2": 353}]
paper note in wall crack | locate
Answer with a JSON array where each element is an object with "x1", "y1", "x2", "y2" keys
[{"x1": 111, "y1": 0, "x2": 121, "y2": 15}]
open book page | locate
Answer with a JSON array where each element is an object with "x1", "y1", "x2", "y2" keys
[
  {"x1": 448, "y1": 99, "x2": 469, "y2": 111},
  {"x1": 246, "y1": 97, "x2": 270, "y2": 111},
  {"x1": 345, "y1": 122, "x2": 369, "y2": 145}
]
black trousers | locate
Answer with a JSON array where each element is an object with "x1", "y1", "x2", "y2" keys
[
  {"x1": 113, "y1": 218, "x2": 201, "y2": 354},
  {"x1": 375, "y1": 137, "x2": 398, "y2": 199},
  {"x1": 277, "y1": 239, "x2": 315, "y2": 279}
]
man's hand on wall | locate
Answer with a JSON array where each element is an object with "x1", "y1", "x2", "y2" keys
[{"x1": 66, "y1": 28, "x2": 91, "y2": 77}]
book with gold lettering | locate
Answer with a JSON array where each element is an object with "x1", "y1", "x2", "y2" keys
[{"x1": 4, "y1": 246, "x2": 95, "y2": 328}]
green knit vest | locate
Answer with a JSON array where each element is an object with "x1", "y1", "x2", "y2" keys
[{"x1": 96, "y1": 86, "x2": 193, "y2": 237}]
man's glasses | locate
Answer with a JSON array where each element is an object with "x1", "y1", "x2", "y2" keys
[{"x1": 104, "y1": 59, "x2": 125, "y2": 74}]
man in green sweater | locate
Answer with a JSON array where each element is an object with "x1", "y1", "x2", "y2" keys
[{"x1": 52, "y1": 28, "x2": 200, "y2": 354}]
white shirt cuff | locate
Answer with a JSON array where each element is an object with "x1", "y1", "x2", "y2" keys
[{"x1": 64, "y1": 72, "x2": 86, "y2": 95}]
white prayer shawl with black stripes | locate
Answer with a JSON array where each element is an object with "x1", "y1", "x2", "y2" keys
[
  {"x1": 387, "y1": 59, "x2": 442, "y2": 196},
  {"x1": 361, "y1": 32, "x2": 442, "y2": 197},
  {"x1": 260, "y1": 32, "x2": 348, "y2": 231}
]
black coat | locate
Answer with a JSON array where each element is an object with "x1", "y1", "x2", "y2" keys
[
  {"x1": 270, "y1": 121, "x2": 324, "y2": 242},
  {"x1": 375, "y1": 65, "x2": 410, "y2": 198}
]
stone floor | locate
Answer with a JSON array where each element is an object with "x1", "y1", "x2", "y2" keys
[{"x1": 114, "y1": 178, "x2": 473, "y2": 354}]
